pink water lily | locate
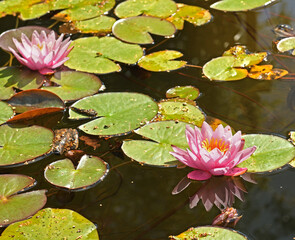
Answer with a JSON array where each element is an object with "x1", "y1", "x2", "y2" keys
[
  {"x1": 8, "y1": 30, "x2": 73, "y2": 75},
  {"x1": 170, "y1": 122, "x2": 256, "y2": 181}
]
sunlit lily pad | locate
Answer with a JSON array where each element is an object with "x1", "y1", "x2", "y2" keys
[
  {"x1": 167, "y1": 4, "x2": 212, "y2": 30},
  {"x1": 210, "y1": 0, "x2": 276, "y2": 12},
  {"x1": 114, "y1": 0, "x2": 177, "y2": 18},
  {"x1": 203, "y1": 56, "x2": 248, "y2": 81},
  {"x1": 0, "y1": 208, "x2": 99, "y2": 239},
  {"x1": 122, "y1": 121, "x2": 191, "y2": 166},
  {"x1": 277, "y1": 37, "x2": 295, "y2": 55},
  {"x1": 69, "y1": 92, "x2": 158, "y2": 136},
  {"x1": 170, "y1": 226, "x2": 247, "y2": 240},
  {"x1": 248, "y1": 65, "x2": 288, "y2": 80},
  {"x1": 166, "y1": 86, "x2": 200, "y2": 100},
  {"x1": 157, "y1": 100, "x2": 205, "y2": 127},
  {"x1": 44, "y1": 155, "x2": 109, "y2": 191},
  {"x1": 65, "y1": 37, "x2": 143, "y2": 74},
  {"x1": 112, "y1": 16, "x2": 176, "y2": 44},
  {"x1": 0, "y1": 125, "x2": 54, "y2": 167},
  {"x1": 238, "y1": 134, "x2": 295, "y2": 172},
  {"x1": 0, "y1": 174, "x2": 47, "y2": 227},
  {"x1": 0, "y1": 101, "x2": 14, "y2": 125},
  {"x1": 42, "y1": 71, "x2": 103, "y2": 101},
  {"x1": 138, "y1": 50, "x2": 187, "y2": 72}
]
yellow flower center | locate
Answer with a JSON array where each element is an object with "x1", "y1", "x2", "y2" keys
[
  {"x1": 201, "y1": 138, "x2": 229, "y2": 153},
  {"x1": 37, "y1": 43, "x2": 44, "y2": 50}
]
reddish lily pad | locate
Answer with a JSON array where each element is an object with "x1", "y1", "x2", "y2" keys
[
  {"x1": 0, "y1": 101, "x2": 14, "y2": 125},
  {"x1": 44, "y1": 155, "x2": 109, "y2": 191},
  {"x1": 166, "y1": 86, "x2": 200, "y2": 100},
  {"x1": 248, "y1": 65, "x2": 288, "y2": 80},
  {"x1": 0, "y1": 174, "x2": 47, "y2": 227}
]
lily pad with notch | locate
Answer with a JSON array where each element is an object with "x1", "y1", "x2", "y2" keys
[
  {"x1": 65, "y1": 36, "x2": 143, "y2": 74},
  {"x1": 0, "y1": 174, "x2": 47, "y2": 227},
  {"x1": 114, "y1": 0, "x2": 177, "y2": 18},
  {"x1": 69, "y1": 92, "x2": 158, "y2": 136},
  {"x1": 0, "y1": 125, "x2": 54, "y2": 167},
  {"x1": 277, "y1": 37, "x2": 295, "y2": 55},
  {"x1": 138, "y1": 50, "x2": 187, "y2": 72},
  {"x1": 248, "y1": 65, "x2": 288, "y2": 80},
  {"x1": 44, "y1": 155, "x2": 109, "y2": 191},
  {"x1": 0, "y1": 208, "x2": 99, "y2": 239},
  {"x1": 122, "y1": 121, "x2": 192, "y2": 167},
  {"x1": 112, "y1": 16, "x2": 176, "y2": 44},
  {"x1": 0, "y1": 101, "x2": 14, "y2": 125},
  {"x1": 166, "y1": 86, "x2": 200, "y2": 100}
]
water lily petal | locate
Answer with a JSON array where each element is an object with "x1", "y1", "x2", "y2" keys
[
  {"x1": 187, "y1": 170, "x2": 212, "y2": 181},
  {"x1": 224, "y1": 167, "x2": 248, "y2": 176}
]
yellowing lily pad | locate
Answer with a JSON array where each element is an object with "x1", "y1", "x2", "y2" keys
[
  {"x1": 114, "y1": 0, "x2": 177, "y2": 18},
  {"x1": 167, "y1": 4, "x2": 212, "y2": 30},
  {"x1": 166, "y1": 86, "x2": 200, "y2": 100},
  {"x1": 0, "y1": 101, "x2": 14, "y2": 125},
  {"x1": 0, "y1": 174, "x2": 47, "y2": 227},
  {"x1": 248, "y1": 65, "x2": 288, "y2": 80},
  {"x1": 277, "y1": 37, "x2": 295, "y2": 55},
  {"x1": 112, "y1": 16, "x2": 176, "y2": 44},
  {"x1": 138, "y1": 50, "x2": 187, "y2": 72}
]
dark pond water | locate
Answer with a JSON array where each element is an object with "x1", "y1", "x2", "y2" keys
[{"x1": 1, "y1": 0, "x2": 295, "y2": 239}]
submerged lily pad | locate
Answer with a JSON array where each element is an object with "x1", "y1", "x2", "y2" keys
[
  {"x1": 65, "y1": 37, "x2": 143, "y2": 74},
  {"x1": 44, "y1": 155, "x2": 109, "y2": 191},
  {"x1": 167, "y1": 4, "x2": 212, "y2": 30},
  {"x1": 170, "y1": 226, "x2": 247, "y2": 240},
  {"x1": 138, "y1": 50, "x2": 187, "y2": 72},
  {"x1": 0, "y1": 174, "x2": 47, "y2": 227},
  {"x1": 238, "y1": 134, "x2": 295, "y2": 172},
  {"x1": 0, "y1": 125, "x2": 54, "y2": 167},
  {"x1": 122, "y1": 121, "x2": 191, "y2": 166},
  {"x1": 42, "y1": 71, "x2": 103, "y2": 101},
  {"x1": 115, "y1": 0, "x2": 177, "y2": 18},
  {"x1": 69, "y1": 92, "x2": 158, "y2": 136},
  {"x1": 166, "y1": 86, "x2": 200, "y2": 100},
  {"x1": 0, "y1": 208, "x2": 99, "y2": 239},
  {"x1": 0, "y1": 101, "x2": 14, "y2": 125},
  {"x1": 112, "y1": 16, "x2": 176, "y2": 44},
  {"x1": 210, "y1": 0, "x2": 276, "y2": 12},
  {"x1": 277, "y1": 37, "x2": 295, "y2": 55}
]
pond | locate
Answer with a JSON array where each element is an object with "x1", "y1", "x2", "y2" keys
[{"x1": 0, "y1": 0, "x2": 295, "y2": 239}]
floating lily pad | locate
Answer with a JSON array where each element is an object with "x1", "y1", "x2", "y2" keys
[
  {"x1": 248, "y1": 65, "x2": 288, "y2": 80},
  {"x1": 289, "y1": 159, "x2": 295, "y2": 168},
  {"x1": 210, "y1": 0, "x2": 276, "y2": 12},
  {"x1": 167, "y1": 4, "x2": 212, "y2": 30},
  {"x1": 44, "y1": 155, "x2": 109, "y2": 191},
  {"x1": 115, "y1": 0, "x2": 177, "y2": 18},
  {"x1": 157, "y1": 100, "x2": 205, "y2": 127},
  {"x1": 112, "y1": 16, "x2": 176, "y2": 44},
  {"x1": 166, "y1": 86, "x2": 200, "y2": 100},
  {"x1": 69, "y1": 92, "x2": 158, "y2": 136},
  {"x1": 65, "y1": 37, "x2": 143, "y2": 74},
  {"x1": 206, "y1": 116, "x2": 234, "y2": 132},
  {"x1": 122, "y1": 121, "x2": 191, "y2": 167},
  {"x1": 170, "y1": 226, "x2": 247, "y2": 240},
  {"x1": 0, "y1": 208, "x2": 99, "y2": 239},
  {"x1": 0, "y1": 101, "x2": 14, "y2": 125},
  {"x1": 42, "y1": 71, "x2": 103, "y2": 101},
  {"x1": 277, "y1": 37, "x2": 295, "y2": 55},
  {"x1": 0, "y1": 125, "x2": 54, "y2": 167},
  {"x1": 138, "y1": 50, "x2": 187, "y2": 72},
  {"x1": 203, "y1": 56, "x2": 248, "y2": 81},
  {"x1": 238, "y1": 134, "x2": 295, "y2": 172},
  {"x1": 0, "y1": 174, "x2": 47, "y2": 227}
]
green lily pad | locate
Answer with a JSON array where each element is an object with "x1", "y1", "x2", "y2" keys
[
  {"x1": 114, "y1": 0, "x2": 177, "y2": 18},
  {"x1": 210, "y1": 0, "x2": 276, "y2": 12},
  {"x1": 0, "y1": 174, "x2": 47, "y2": 227},
  {"x1": 203, "y1": 56, "x2": 248, "y2": 81},
  {"x1": 112, "y1": 16, "x2": 176, "y2": 44},
  {"x1": 122, "y1": 121, "x2": 191, "y2": 167},
  {"x1": 44, "y1": 155, "x2": 109, "y2": 191},
  {"x1": 277, "y1": 37, "x2": 295, "y2": 55},
  {"x1": 166, "y1": 86, "x2": 200, "y2": 100},
  {"x1": 42, "y1": 71, "x2": 103, "y2": 101},
  {"x1": 0, "y1": 208, "x2": 99, "y2": 239},
  {"x1": 0, "y1": 102, "x2": 14, "y2": 125},
  {"x1": 0, "y1": 125, "x2": 54, "y2": 167},
  {"x1": 158, "y1": 100, "x2": 205, "y2": 127},
  {"x1": 65, "y1": 37, "x2": 143, "y2": 74},
  {"x1": 138, "y1": 50, "x2": 187, "y2": 72},
  {"x1": 69, "y1": 92, "x2": 158, "y2": 136},
  {"x1": 170, "y1": 226, "x2": 247, "y2": 240},
  {"x1": 289, "y1": 159, "x2": 295, "y2": 168},
  {"x1": 167, "y1": 4, "x2": 212, "y2": 30},
  {"x1": 238, "y1": 134, "x2": 295, "y2": 172},
  {"x1": 72, "y1": 16, "x2": 116, "y2": 34}
]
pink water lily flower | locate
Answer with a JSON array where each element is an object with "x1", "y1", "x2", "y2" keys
[
  {"x1": 170, "y1": 122, "x2": 256, "y2": 181},
  {"x1": 9, "y1": 30, "x2": 73, "y2": 75}
]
